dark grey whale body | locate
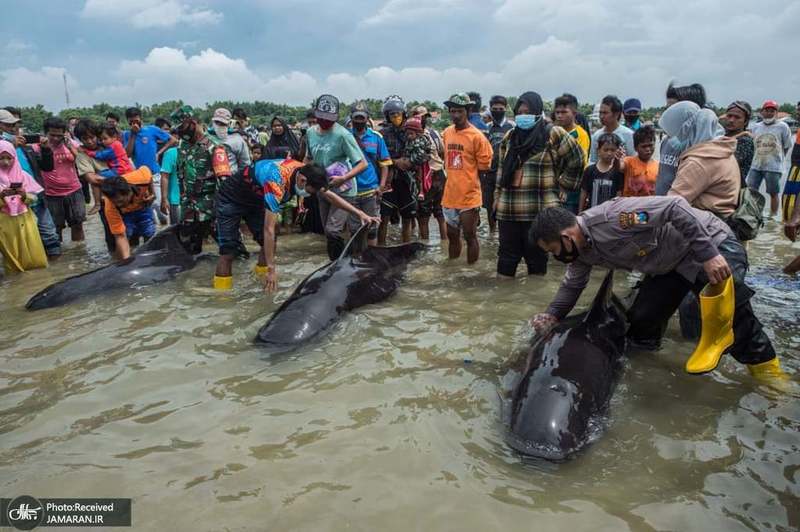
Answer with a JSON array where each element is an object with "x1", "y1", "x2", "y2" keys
[
  {"x1": 255, "y1": 225, "x2": 424, "y2": 351},
  {"x1": 506, "y1": 270, "x2": 627, "y2": 461},
  {"x1": 26, "y1": 226, "x2": 198, "y2": 310}
]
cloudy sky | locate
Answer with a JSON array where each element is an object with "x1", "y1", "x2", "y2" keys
[{"x1": 4, "y1": 0, "x2": 799, "y2": 111}]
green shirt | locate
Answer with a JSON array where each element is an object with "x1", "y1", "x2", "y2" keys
[{"x1": 305, "y1": 123, "x2": 364, "y2": 198}]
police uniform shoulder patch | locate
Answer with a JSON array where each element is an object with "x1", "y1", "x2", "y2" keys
[{"x1": 619, "y1": 211, "x2": 649, "y2": 229}]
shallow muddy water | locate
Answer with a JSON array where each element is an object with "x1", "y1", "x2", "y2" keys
[{"x1": 1, "y1": 213, "x2": 798, "y2": 531}]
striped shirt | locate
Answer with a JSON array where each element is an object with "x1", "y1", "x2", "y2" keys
[{"x1": 494, "y1": 125, "x2": 585, "y2": 221}]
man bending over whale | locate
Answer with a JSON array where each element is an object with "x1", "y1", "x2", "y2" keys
[
  {"x1": 100, "y1": 169, "x2": 157, "y2": 260},
  {"x1": 213, "y1": 160, "x2": 380, "y2": 292},
  {"x1": 529, "y1": 196, "x2": 785, "y2": 385}
]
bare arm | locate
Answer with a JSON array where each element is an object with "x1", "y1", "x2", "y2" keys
[{"x1": 114, "y1": 234, "x2": 131, "y2": 261}]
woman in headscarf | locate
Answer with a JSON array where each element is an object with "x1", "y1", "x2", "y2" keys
[
  {"x1": 494, "y1": 91, "x2": 585, "y2": 278},
  {"x1": 0, "y1": 140, "x2": 48, "y2": 273},
  {"x1": 264, "y1": 116, "x2": 300, "y2": 160},
  {"x1": 659, "y1": 101, "x2": 739, "y2": 218}
]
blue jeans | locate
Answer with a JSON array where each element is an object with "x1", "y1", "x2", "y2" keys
[
  {"x1": 122, "y1": 208, "x2": 156, "y2": 242},
  {"x1": 32, "y1": 198, "x2": 61, "y2": 256},
  {"x1": 746, "y1": 169, "x2": 782, "y2": 195}
]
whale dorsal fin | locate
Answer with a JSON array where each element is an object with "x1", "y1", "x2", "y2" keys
[
  {"x1": 583, "y1": 269, "x2": 615, "y2": 326},
  {"x1": 337, "y1": 223, "x2": 371, "y2": 261}
]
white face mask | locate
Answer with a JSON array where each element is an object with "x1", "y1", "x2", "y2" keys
[
  {"x1": 762, "y1": 117, "x2": 776, "y2": 125},
  {"x1": 213, "y1": 124, "x2": 229, "y2": 139}
]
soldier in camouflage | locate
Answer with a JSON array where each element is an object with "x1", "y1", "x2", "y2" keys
[{"x1": 175, "y1": 113, "x2": 228, "y2": 254}]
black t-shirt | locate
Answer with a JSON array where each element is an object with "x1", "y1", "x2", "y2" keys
[{"x1": 581, "y1": 163, "x2": 623, "y2": 209}]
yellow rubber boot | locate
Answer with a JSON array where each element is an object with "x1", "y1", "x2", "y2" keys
[
  {"x1": 748, "y1": 357, "x2": 791, "y2": 388},
  {"x1": 254, "y1": 264, "x2": 269, "y2": 277},
  {"x1": 213, "y1": 275, "x2": 232, "y2": 290},
  {"x1": 685, "y1": 276, "x2": 735, "y2": 374}
]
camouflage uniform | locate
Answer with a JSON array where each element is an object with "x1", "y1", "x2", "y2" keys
[{"x1": 177, "y1": 133, "x2": 223, "y2": 252}]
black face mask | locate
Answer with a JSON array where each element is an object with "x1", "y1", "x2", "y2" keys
[
  {"x1": 491, "y1": 110, "x2": 506, "y2": 123},
  {"x1": 553, "y1": 235, "x2": 579, "y2": 264},
  {"x1": 352, "y1": 120, "x2": 367, "y2": 132}
]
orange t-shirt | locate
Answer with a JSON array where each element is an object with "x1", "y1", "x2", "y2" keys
[
  {"x1": 104, "y1": 167, "x2": 154, "y2": 235},
  {"x1": 441, "y1": 125, "x2": 494, "y2": 209},
  {"x1": 622, "y1": 156, "x2": 658, "y2": 197}
]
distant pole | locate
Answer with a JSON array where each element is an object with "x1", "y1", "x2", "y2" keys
[{"x1": 63, "y1": 72, "x2": 70, "y2": 107}]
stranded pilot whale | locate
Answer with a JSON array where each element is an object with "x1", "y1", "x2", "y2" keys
[
  {"x1": 505, "y1": 269, "x2": 627, "y2": 461},
  {"x1": 255, "y1": 224, "x2": 424, "y2": 351},
  {"x1": 26, "y1": 225, "x2": 198, "y2": 310}
]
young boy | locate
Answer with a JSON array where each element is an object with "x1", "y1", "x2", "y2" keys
[
  {"x1": 82, "y1": 125, "x2": 135, "y2": 178},
  {"x1": 578, "y1": 133, "x2": 624, "y2": 212},
  {"x1": 621, "y1": 125, "x2": 658, "y2": 197},
  {"x1": 554, "y1": 94, "x2": 590, "y2": 213}
]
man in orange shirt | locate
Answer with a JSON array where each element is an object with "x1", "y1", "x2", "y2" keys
[
  {"x1": 441, "y1": 93, "x2": 493, "y2": 264},
  {"x1": 621, "y1": 125, "x2": 658, "y2": 196},
  {"x1": 100, "y1": 167, "x2": 156, "y2": 260}
]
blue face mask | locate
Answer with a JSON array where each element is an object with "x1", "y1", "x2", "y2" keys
[
  {"x1": 515, "y1": 114, "x2": 539, "y2": 130},
  {"x1": 1, "y1": 131, "x2": 15, "y2": 142},
  {"x1": 295, "y1": 184, "x2": 310, "y2": 198}
]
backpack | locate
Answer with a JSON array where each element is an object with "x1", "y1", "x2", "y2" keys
[{"x1": 726, "y1": 187, "x2": 765, "y2": 241}]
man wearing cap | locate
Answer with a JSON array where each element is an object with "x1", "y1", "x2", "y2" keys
[
  {"x1": 412, "y1": 105, "x2": 448, "y2": 241},
  {"x1": 623, "y1": 98, "x2": 643, "y2": 131},
  {"x1": 378, "y1": 95, "x2": 417, "y2": 245},
  {"x1": 747, "y1": 100, "x2": 792, "y2": 218},
  {"x1": 441, "y1": 93, "x2": 493, "y2": 264},
  {"x1": 210, "y1": 108, "x2": 251, "y2": 175},
  {"x1": 349, "y1": 101, "x2": 390, "y2": 247},
  {"x1": 304, "y1": 94, "x2": 369, "y2": 260}
]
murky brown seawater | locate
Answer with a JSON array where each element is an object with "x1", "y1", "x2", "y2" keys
[{"x1": 1, "y1": 210, "x2": 798, "y2": 531}]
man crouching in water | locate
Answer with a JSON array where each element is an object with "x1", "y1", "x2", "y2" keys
[
  {"x1": 213, "y1": 160, "x2": 380, "y2": 292},
  {"x1": 529, "y1": 196, "x2": 787, "y2": 386}
]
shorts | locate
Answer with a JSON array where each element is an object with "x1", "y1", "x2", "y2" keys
[
  {"x1": 746, "y1": 168, "x2": 782, "y2": 195},
  {"x1": 46, "y1": 189, "x2": 86, "y2": 229},
  {"x1": 350, "y1": 193, "x2": 379, "y2": 240},
  {"x1": 443, "y1": 207, "x2": 479, "y2": 229},
  {"x1": 122, "y1": 208, "x2": 156, "y2": 243},
  {"x1": 168, "y1": 204, "x2": 181, "y2": 226},
  {"x1": 418, "y1": 170, "x2": 445, "y2": 219},
  {"x1": 318, "y1": 192, "x2": 353, "y2": 239},
  {"x1": 380, "y1": 171, "x2": 417, "y2": 221},
  {"x1": 215, "y1": 195, "x2": 264, "y2": 256}
]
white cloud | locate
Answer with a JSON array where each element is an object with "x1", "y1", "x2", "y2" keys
[
  {"x1": 0, "y1": 67, "x2": 79, "y2": 109},
  {"x1": 81, "y1": 0, "x2": 222, "y2": 29}
]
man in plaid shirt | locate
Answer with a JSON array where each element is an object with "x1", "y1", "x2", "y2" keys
[{"x1": 494, "y1": 91, "x2": 584, "y2": 278}]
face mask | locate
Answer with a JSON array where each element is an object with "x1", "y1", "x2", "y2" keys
[
  {"x1": 762, "y1": 117, "x2": 776, "y2": 125},
  {"x1": 515, "y1": 114, "x2": 538, "y2": 130},
  {"x1": 352, "y1": 120, "x2": 367, "y2": 132},
  {"x1": 317, "y1": 119, "x2": 335, "y2": 130},
  {"x1": 491, "y1": 110, "x2": 506, "y2": 123},
  {"x1": 294, "y1": 184, "x2": 310, "y2": 198},
  {"x1": 553, "y1": 235, "x2": 579, "y2": 264},
  {"x1": 390, "y1": 115, "x2": 404, "y2": 127},
  {"x1": 179, "y1": 123, "x2": 196, "y2": 142},
  {"x1": 213, "y1": 124, "x2": 228, "y2": 139},
  {"x1": 1, "y1": 131, "x2": 14, "y2": 142}
]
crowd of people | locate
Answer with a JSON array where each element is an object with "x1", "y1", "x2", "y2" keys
[{"x1": 1, "y1": 83, "x2": 798, "y2": 387}]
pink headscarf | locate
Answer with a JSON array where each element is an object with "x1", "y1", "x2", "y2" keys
[{"x1": 0, "y1": 140, "x2": 43, "y2": 194}]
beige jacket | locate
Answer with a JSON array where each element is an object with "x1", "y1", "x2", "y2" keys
[{"x1": 668, "y1": 137, "x2": 740, "y2": 217}]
